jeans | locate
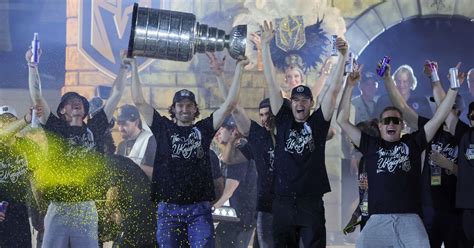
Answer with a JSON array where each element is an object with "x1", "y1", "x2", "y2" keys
[
  {"x1": 156, "y1": 201, "x2": 214, "y2": 248},
  {"x1": 42, "y1": 201, "x2": 99, "y2": 248},
  {"x1": 356, "y1": 214, "x2": 429, "y2": 248},
  {"x1": 256, "y1": 211, "x2": 273, "y2": 248}
]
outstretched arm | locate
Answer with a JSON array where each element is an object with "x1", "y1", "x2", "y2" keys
[
  {"x1": 320, "y1": 37, "x2": 348, "y2": 121},
  {"x1": 424, "y1": 87, "x2": 458, "y2": 143},
  {"x1": 212, "y1": 59, "x2": 248, "y2": 130},
  {"x1": 381, "y1": 63, "x2": 418, "y2": 128},
  {"x1": 261, "y1": 21, "x2": 284, "y2": 115},
  {"x1": 130, "y1": 58, "x2": 154, "y2": 126},
  {"x1": 337, "y1": 64, "x2": 363, "y2": 147},
  {"x1": 103, "y1": 53, "x2": 128, "y2": 122},
  {"x1": 26, "y1": 49, "x2": 50, "y2": 124},
  {"x1": 425, "y1": 61, "x2": 465, "y2": 135},
  {"x1": 207, "y1": 52, "x2": 251, "y2": 135}
]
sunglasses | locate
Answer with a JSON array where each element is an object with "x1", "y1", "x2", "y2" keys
[
  {"x1": 382, "y1": 117, "x2": 402, "y2": 125},
  {"x1": 470, "y1": 114, "x2": 474, "y2": 121}
]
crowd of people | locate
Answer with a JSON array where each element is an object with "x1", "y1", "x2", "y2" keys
[{"x1": 1, "y1": 20, "x2": 474, "y2": 248}]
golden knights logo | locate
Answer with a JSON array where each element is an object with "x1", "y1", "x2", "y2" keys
[
  {"x1": 275, "y1": 16, "x2": 306, "y2": 52},
  {"x1": 78, "y1": 0, "x2": 161, "y2": 78}
]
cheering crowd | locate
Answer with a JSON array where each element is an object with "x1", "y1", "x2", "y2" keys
[{"x1": 1, "y1": 21, "x2": 474, "y2": 248}]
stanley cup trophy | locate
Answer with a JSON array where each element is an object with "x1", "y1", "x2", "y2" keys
[{"x1": 127, "y1": 3, "x2": 247, "y2": 61}]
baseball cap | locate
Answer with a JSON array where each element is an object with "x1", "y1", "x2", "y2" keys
[
  {"x1": 173, "y1": 89, "x2": 197, "y2": 105},
  {"x1": 429, "y1": 94, "x2": 465, "y2": 112},
  {"x1": 0, "y1": 105, "x2": 17, "y2": 117},
  {"x1": 361, "y1": 72, "x2": 379, "y2": 85},
  {"x1": 290, "y1": 85, "x2": 313, "y2": 100},
  {"x1": 259, "y1": 98, "x2": 271, "y2": 109},
  {"x1": 222, "y1": 115, "x2": 236, "y2": 129},
  {"x1": 57, "y1": 92, "x2": 90, "y2": 118},
  {"x1": 117, "y1": 104, "x2": 140, "y2": 123}
]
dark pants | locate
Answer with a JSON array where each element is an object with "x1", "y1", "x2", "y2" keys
[
  {"x1": 422, "y1": 205, "x2": 463, "y2": 248},
  {"x1": 256, "y1": 211, "x2": 274, "y2": 248},
  {"x1": 272, "y1": 196, "x2": 325, "y2": 248},
  {"x1": 215, "y1": 221, "x2": 255, "y2": 248},
  {"x1": 156, "y1": 201, "x2": 214, "y2": 248},
  {"x1": 0, "y1": 202, "x2": 31, "y2": 248},
  {"x1": 462, "y1": 209, "x2": 474, "y2": 246}
]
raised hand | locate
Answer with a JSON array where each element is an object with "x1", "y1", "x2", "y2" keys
[
  {"x1": 25, "y1": 48, "x2": 42, "y2": 64},
  {"x1": 260, "y1": 20, "x2": 275, "y2": 45},
  {"x1": 336, "y1": 37, "x2": 348, "y2": 56},
  {"x1": 206, "y1": 52, "x2": 226, "y2": 75},
  {"x1": 376, "y1": 61, "x2": 391, "y2": 80},
  {"x1": 347, "y1": 62, "x2": 363, "y2": 86},
  {"x1": 423, "y1": 60, "x2": 438, "y2": 77},
  {"x1": 250, "y1": 32, "x2": 262, "y2": 50}
]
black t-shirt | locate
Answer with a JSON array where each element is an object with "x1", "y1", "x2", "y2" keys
[
  {"x1": 0, "y1": 138, "x2": 31, "y2": 204},
  {"x1": 222, "y1": 160, "x2": 257, "y2": 226},
  {"x1": 105, "y1": 155, "x2": 156, "y2": 244},
  {"x1": 358, "y1": 129, "x2": 428, "y2": 215},
  {"x1": 209, "y1": 149, "x2": 222, "y2": 180},
  {"x1": 117, "y1": 135, "x2": 157, "y2": 166},
  {"x1": 273, "y1": 103, "x2": 331, "y2": 197},
  {"x1": 418, "y1": 116, "x2": 467, "y2": 212},
  {"x1": 455, "y1": 124, "x2": 474, "y2": 209},
  {"x1": 149, "y1": 110, "x2": 216, "y2": 204},
  {"x1": 245, "y1": 121, "x2": 275, "y2": 213},
  {"x1": 40, "y1": 110, "x2": 110, "y2": 202}
]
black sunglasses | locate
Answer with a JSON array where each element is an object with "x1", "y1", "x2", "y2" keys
[
  {"x1": 470, "y1": 114, "x2": 474, "y2": 121},
  {"x1": 382, "y1": 117, "x2": 402, "y2": 125}
]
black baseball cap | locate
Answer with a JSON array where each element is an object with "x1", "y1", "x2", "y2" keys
[
  {"x1": 173, "y1": 89, "x2": 197, "y2": 105},
  {"x1": 117, "y1": 104, "x2": 140, "y2": 123},
  {"x1": 57, "y1": 92, "x2": 89, "y2": 118},
  {"x1": 222, "y1": 115, "x2": 236, "y2": 129},
  {"x1": 259, "y1": 98, "x2": 271, "y2": 109},
  {"x1": 291, "y1": 85, "x2": 313, "y2": 100}
]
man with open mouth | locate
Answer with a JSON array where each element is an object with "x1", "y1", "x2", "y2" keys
[{"x1": 337, "y1": 62, "x2": 458, "y2": 248}]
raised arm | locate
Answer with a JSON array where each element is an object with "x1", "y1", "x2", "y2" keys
[
  {"x1": 130, "y1": 58, "x2": 154, "y2": 126},
  {"x1": 320, "y1": 37, "x2": 348, "y2": 121},
  {"x1": 261, "y1": 21, "x2": 284, "y2": 114},
  {"x1": 0, "y1": 111, "x2": 32, "y2": 140},
  {"x1": 207, "y1": 52, "x2": 251, "y2": 135},
  {"x1": 425, "y1": 61, "x2": 465, "y2": 135},
  {"x1": 424, "y1": 87, "x2": 458, "y2": 143},
  {"x1": 337, "y1": 64, "x2": 363, "y2": 147},
  {"x1": 212, "y1": 58, "x2": 248, "y2": 130},
  {"x1": 381, "y1": 63, "x2": 418, "y2": 128},
  {"x1": 26, "y1": 49, "x2": 50, "y2": 124},
  {"x1": 103, "y1": 53, "x2": 128, "y2": 122}
]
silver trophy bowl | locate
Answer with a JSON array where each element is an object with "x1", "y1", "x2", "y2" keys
[{"x1": 127, "y1": 3, "x2": 246, "y2": 61}]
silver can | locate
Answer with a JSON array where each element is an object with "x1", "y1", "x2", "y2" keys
[
  {"x1": 31, "y1": 108, "x2": 39, "y2": 128},
  {"x1": 449, "y1": 67, "x2": 459, "y2": 89},
  {"x1": 344, "y1": 52, "x2": 353, "y2": 74},
  {"x1": 331, "y1": 35, "x2": 338, "y2": 56},
  {"x1": 127, "y1": 3, "x2": 247, "y2": 61}
]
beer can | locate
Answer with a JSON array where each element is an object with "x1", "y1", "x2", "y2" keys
[
  {"x1": 377, "y1": 56, "x2": 391, "y2": 77},
  {"x1": 344, "y1": 52, "x2": 354, "y2": 74},
  {"x1": 429, "y1": 62, "x2": 440, "y2": 82},
  {"x1": 31, "y1": 33, "x2": 40, "y2": 64},
  {"x1": 331, "y1": 35, "x2": 338, "y2": 56},
  {"x1": 31, "y1": 108, "x2": 39, "y2": 128},
  {"x1": 449, "y1": 67, "x2": 459, "y2": 89}
]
